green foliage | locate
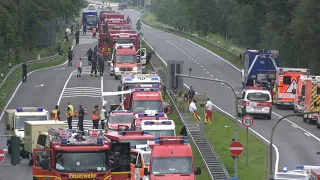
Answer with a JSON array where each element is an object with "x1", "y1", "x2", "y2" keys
[
  {"x1": 146, "y1": 0, "x2": 320, "y2": 73},
  {"x1": 0, "y1": 0, "x2": 87, "y2": 76}
]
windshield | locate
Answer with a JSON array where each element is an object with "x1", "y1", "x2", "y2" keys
[
  {"x1": 121, "y1": 139, "x2": 148, "y2": 146},
  {"x1": 146, "y1": 130, "x2": 175, "y2": 137},
  {"x1": 114, "y1": 39, "x2": 135, "y2": 45},
  {"x1": 133, "y1": 100, "x2": 163, "y2": 113},
  {"x1": 116, "y1": 55, "x2": 136, "y2": 63},
  {"x1": 143, "y1": 154, "x2": 151, "y2": 166},
  {"x1": 55, "y1": 151, "x2": 109, "y2": 172},
  {"x1": 16, "y1": 115, "x2": 48, "y2": 129},
  {"x1": 87, "y1": 16, "x2": 96, "y2": 22},
  {"x1": 110, "y1": 115, "x2": 134, "y2": 123},
  {"x1": 152, "y1": 157, "x2": 193, "y2": 174},
  {"x1": 247, "y1": 92, "x2": 270, "y2": 101}
]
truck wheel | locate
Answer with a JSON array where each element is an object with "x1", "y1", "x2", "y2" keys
[
  {"x1": 115, "y1": 76, "x2": 118, "y2": 80},
  {"x1": 307, "y1": 118, "x2": 312, "y2": 124},
  {"x1": 317, "y1": 121, "x2": 320, "y2": 128},
  {"x1": 266, "y1": 115, "x2": 271, "y2": 120}
]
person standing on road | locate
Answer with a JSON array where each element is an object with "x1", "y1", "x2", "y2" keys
[
  {"x1": 100, "y1": 105, "x2": 107, "y2": 129},
  {"x1": 98, "y1": 54, "x2": 105, "y2": 76},
  {"x1": 91, "y1": 57, "x2": 98, "y2": 77},
  {"x1": 75, "y1": 28, "x2": 80, "y2": 45},
  {"x1": 68, "y1": 47, "x2": 74, "y2": 66},
  {"x1": 205, "y1": 97, "x2": 213, "y2": 124},
  {"x1": 189, "y1": 99, "x2": 200, "y2": 122},
  {"x1": 66, "y1": 107, "x2": 73, "y2": 129},
  {"x1": 87, "y1": 48, "x2": 94, "y2": 65},
  {"x1": 77, "y1": 105, "x2": 85, "y2": 132},
  {"x1": 22, "y1": 61, "x2": 27, "y2": 82},
  {"x1": 92, "y1": 105, "x2": 100, "y2": 129},
  {"x1": 67, "y1": 102, "x2": 74, "y2": 116},
  {"x1": 83, "y1": 23, "x2": 87, "y2": 35},
  {"x1": 51, "y1": 105, "x2": 61, "y2": 121},
  {"x1": 77, "y1": 58, "x2": 83, "y2": 77},
  {"x1": 92, "y1": 27, "x2": 97, "y2": 38}
]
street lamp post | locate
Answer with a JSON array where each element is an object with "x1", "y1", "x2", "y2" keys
[{"x1": 268, "y1": 111, "x2": 320, "y2": 179}]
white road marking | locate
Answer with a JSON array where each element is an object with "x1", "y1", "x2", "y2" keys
[
  {"x1": 211, "y1": 75, "x2": 213, "y2": 77},
  {"x1": 141, "y1": 38, "x2": 280, "y2": 173},
  {"x1": 40, "y1": 84, "x2": 44, "y2": 86},
  {"x1": 228, "y1": 87, "x2": 231, "y2": 89},
  {"x1": 305, "y1": 133, "x2": 311, "y2": 137},
  {"x1": 62, "y1": 87, "x2": 102, "y2": 98},
  {"x1": 207, "y1": 71, "x2": 209, "y2": 74},
  {"x1": 0, "y1": 45, "x2": 74, "y2": 121},
  {"x1": 292, "y1": 124, "x2": 298, "y2": 128},
  {"x1": 57, "y1": 69, "x2": 76, "y2": 106}
]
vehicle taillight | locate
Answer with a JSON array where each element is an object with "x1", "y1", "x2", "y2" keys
[
  {"x1": 242, "y1": 101, "x2": 250, "y2": 106},
  {"x1": 257, "y1": 102, "x2": 272, "y2": 107}
]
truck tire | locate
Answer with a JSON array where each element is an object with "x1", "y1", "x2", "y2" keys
[
  {"x1": 266, "y1": 114, "x2": 271, "y2": 120},
  {"x1": 317, "y1": 121, "x2": 320, "y2": 128}
]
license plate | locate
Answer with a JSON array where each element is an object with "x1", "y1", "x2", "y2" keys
[{"x1": 254, "y1": 108, "x2": 262, "y2": 110}]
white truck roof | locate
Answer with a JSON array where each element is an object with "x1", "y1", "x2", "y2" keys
[
  {"x1": 122, "y1": 72, "x2": 161, "y2": 84},
  {"x1": 114, "y1": 43, "x2": 134, "y2": 49},
  {"x1": 141, "y1": 120, "x2": 175, "y2": 130},
  {"x1": 25, "y1": 121, "x2": 65, "y2": 125}
]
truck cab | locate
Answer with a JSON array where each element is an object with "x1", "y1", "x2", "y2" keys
[
  {"x1": 130, "y1": 146, "x2": 151, "y2": 180},
  {"x1": 141, "y1": 120, "x2": 176, "y2": 137},
  {"x1": 144, "y1": 136, "x2": 201, "y2": 179},
  {"x1": 82, "y1": 11, "x2": 98, "y2": 30},
  {"x1": 106, "y1": 110, "x2": 135, "y2": 131},
  {"x1": 33, "y1": 129, "x2": 131, "y2": 180},
  {"x1": 4, "y1": 107, "x2": 49, "y2": 156},
  {"x1": 133, "y1": 111, "x2": 168, "y2": 131},
  {"x1": 293, "y1": 75, "x2": 313, "y2": 113},
  {"x1": 119, "y1": 71, "x2": 161, "y2": 92},
  {"x1": 110, "y1": 44, "x2": 141, "y2": 79}
]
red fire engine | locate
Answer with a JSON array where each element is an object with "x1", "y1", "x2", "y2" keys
[
  {"x1": 32, "y1": 129, "x2": 131, "y2": 180},
  {"x1": 106, "y1": 110, "x2": 135, "y2": 131},
  {"x1": 311, "y1": 169, "x2": 320, "y2": 180},
  {"x1": 104, "y1": 131, "x2": 155, "y2": 147},
  {"x1": 144, "y1": 136, "x2": 201, "y2": 179}
]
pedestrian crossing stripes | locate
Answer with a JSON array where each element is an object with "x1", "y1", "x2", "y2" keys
[{"x1": 62, "y1": 87, "x2": 101, "y2": 98}]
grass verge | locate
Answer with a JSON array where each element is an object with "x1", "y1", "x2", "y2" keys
[
  {"x1": 0, "y1": 36, "x2": 74, "y2": 110},
  {"x1": 140, "y1": 27, "x2": 268, "y2": 179},
  {"x1": 140, "y1": 11, "x2": 243, "y2": 68}
]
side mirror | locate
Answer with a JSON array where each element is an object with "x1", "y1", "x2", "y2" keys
[
  {"x1": 144, "y1": 167, "x2": 150, "y2": 176},
  {"x1": 40, "y1": 159, "x2": 51, "y2": 171},
  {"x1": 195, "y1": 166, "x2": 201, "y2": 175},
  {"x1": 135, "y1": 164, "x2": 142, "y2": 168},
  {"x1": 6, "y1": 124, "x2": 10, "y2": 131},
  {"x1": 117, "y1": 85, "x2": 122, "y2": 91},
  {"x1": 292, "y1": 89, "x2": 296, "y2": 94}
]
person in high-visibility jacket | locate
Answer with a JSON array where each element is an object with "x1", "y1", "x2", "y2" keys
[
  {"x1": 92, "y1": 27, "x2": 97, "y2": 38},
  {"x1": 100, "y1": 105, "x2": 107, "y2": 130},
  {"x1": 51, "y1": 105, "x2": 61, "y2": 121},
  {"x1": 92, "y1": 105, "x2": 100, "y2": 129},
  {"x1": 66, "y1": 107, "x2": 73, "y2": 129},
  {"x1": 68, "y1": 102, "x2": 74, "y2": 116}
]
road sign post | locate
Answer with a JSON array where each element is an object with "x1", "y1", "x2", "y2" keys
[
  {"x1": 241, "y1": 115, "x2": 254, "y2": 166},
  {"x1": 198, "y1": 93, "x2": 207, "y2": 142},
  {"x1": 0, "y1": 148, "x2": 5, "y2": 163}
]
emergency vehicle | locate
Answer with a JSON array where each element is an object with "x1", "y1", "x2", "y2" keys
[
  {"x1": 293, "y1": 75, "x2": 313, "y2": 113},
  {"x1": 119, "y1": 72, "x2": 161, "y2": 92},
  {"x1": 141, "y1": 120, "x2": 176, "y2": 137},
  {"x1": 295, "y1": 165, "x2": 320, "y2": 179},
  {"x1": 311, "y1": 169, "x2": 320, "y2": 180},
  {"x1": 300, "y1": 76, "x2": 320, "y2": 124},
  {"x1": 4, "y1": 107, "x2": 49, "y2": 157},
  {"x1": 237, "y1": 87, "x2": 272, "y2": 119},
  {"x1": 110, "y1": 44, "x2": 140, "y2": 79},
  {"x1": 110, "y1": 33, "x2": 140, "y2": 51},
  {"x1": 133, "y1": 111, "x2": 168, "y2": 131},
  {"x1": 130, "y1": 146, "x2": 151, "y2": 180},
  {"x1": 274, "y1": 67, "x2": 310, "y2": 108},
  {"x1": 32, "y1": 128, "x2": 131, "y2": 180},
  {"x1": 275, "y1": 166, "x2": 309, "y2": 180},
  {"x1": 105, "y1": 130, "x2": 155, "y2": 147},
  {"x1": 106, "y1": 110, "x2": 135, "y2": 131},
  {"x1": 144, "y1": 136, "x2": 201, "y2": 179}
]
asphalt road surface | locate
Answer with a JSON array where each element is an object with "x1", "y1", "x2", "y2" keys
[
  {"x1": 122, "y1": 9, "x2": 320, "y2": 169},
  {"x1": 0, "y1": 32, "x2": 97, "y2": 180}
]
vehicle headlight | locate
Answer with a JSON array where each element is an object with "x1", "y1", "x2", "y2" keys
[
  {"x1": 115, "y1": 67, "x2": 119, "y2": 71},
  {"x1": 133, "y1": 67, "x2": 137, "y2": 71}
]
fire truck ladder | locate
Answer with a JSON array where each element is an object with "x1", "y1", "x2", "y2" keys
[{"x1": 149, "y1": 52, "x2": 230, "y2": 179}]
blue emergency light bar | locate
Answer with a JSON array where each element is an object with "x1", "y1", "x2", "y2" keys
[
  {"x1": 151, "y1": 77, "x2": 159, "y2": 81},
  {"x1": 16, "y1": 107, "x2": 44, "y2": 112},
  {"x1": 138, "y1": 112, "x2": 165, "y2": 117},
  {"x1": 282, "y1": 166, "x2": 288, "y2": 173},
  {"x1": 97, "y1": 138, "x2": 103, "y2": 145},
  {"x1": 135, "y1": 88, "x2": 159, "y2": 91},
  {"x1": 152, "y1": 84, "x2": 158, "y2": 88},
  {"x1": 67, "y1": 129, "x2": 77, "y2": 133},
  {"x1": 125, "y1": 78, "x2": 132, "y2": 81},
  {"x1": 155, "y1": 136, "x2": 188, "y2": 144},
  {"x1": 296, "y1": 165, "x2": 304, "y2": 170},
  {"x1": 61, "y1": 138, "x2": 68, "y2": 145},
  {"x1": 144, "y1": 121, "x2": 172, "y2": 125}
]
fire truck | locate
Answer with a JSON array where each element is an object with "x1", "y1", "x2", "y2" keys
[
  {"x1": 130, "y1": 146, "x2": 151, "y2": 180},
  {"x1": 299, "y1": 76, "x2": 320, "y2": 124},
  {"x1": 119, "y1": 71, "x2": 161, "y2": 91},
  {"x1": 144, "y1": 136, "x2": 201, "y2": 179},
  {"x1": 133, "y1": 110, "x2": 168, "y2": 131},
  {"x1": 104, "y1": 131, "x2": 155, "y2": 147},
  {"x1": 141, "y1": 120, "x2": 176, "y2": 137},
  {"x1": 106, "y1": 110, "x2": 135, "y2": 131},
  {"x1": 32, "y1": 128, "x2": 131, "y2": 180},
  {"x1": 274, "y1": 67, "x2": 310, "y2": 108},
  {"x1": 110, "y1": 44, "x2": 140, "y2": 79},
  {"x1": 311, "y1": 169, "x2": 320, "y2": 180},
  {"x1": 293, "y1": 75, "x2": 313, "y2": 113}
]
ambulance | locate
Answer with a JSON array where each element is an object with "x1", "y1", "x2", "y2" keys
[
  {"x1": 141, "y1": 120, "x2": 176, "y2": 137},
  {"x1": 301, "y1": 77, "x2": 320, "y2": 124},
  {"x1": 274, "y1": 67, "x2": 310, "y2": 108},
  {"x1": 133, "y1": 111, "x2": 168, "y2": 131},
  {"x1": 130, "y1": 145, "x2": 151, "y2": 180},
  {"x1": 293, "y1": 75, "x2": 312, "y2": 113},
  {"x1": 119, "y1": 71, "x2": 161, "y2": 91}
]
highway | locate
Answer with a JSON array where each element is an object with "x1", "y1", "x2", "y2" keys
[
  {"x1": 122, "y1": 9, "x2": 320, "y2": 169},
  {"x1": 0, "y1": 32, "x2": 97, "y2": 179}
]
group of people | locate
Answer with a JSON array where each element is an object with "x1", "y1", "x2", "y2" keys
[
  {"x1": 86, "y1": 46, "x2": 105, "y2": 77},
  {"x1": 50, "y1": 103, "x2": 108, "y2": 131},
  {"x1": 185, "y1": 86, "x2": 213, "y2": 124}
]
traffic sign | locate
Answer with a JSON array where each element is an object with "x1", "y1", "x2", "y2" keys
[
  {"x1": 138, "y1": 32, "x2": 143, "y2": 38},
  {"x1": 229, "y1": 141, "x2": 244, "y2": 156},
  {"x1": 241, "y1": 115, "x2": 254, "y2": 128},
  {"x1": 136, "y1": 25, "x2": 141, "y2": 31},
  {"x1": 0, "y1": 148, "x2": 5, "y2": 163}
]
